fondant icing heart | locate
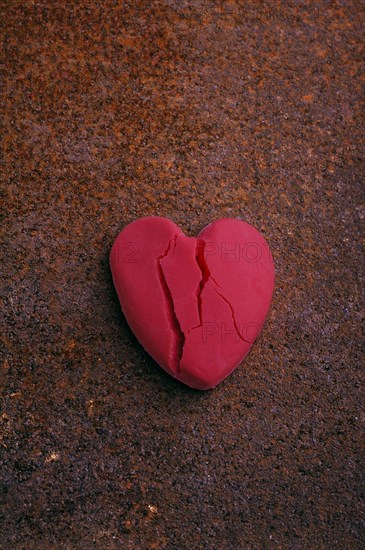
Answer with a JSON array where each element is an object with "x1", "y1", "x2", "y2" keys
[{"x1": 110, "y1": 217, "x2": 274, "y2": 390}]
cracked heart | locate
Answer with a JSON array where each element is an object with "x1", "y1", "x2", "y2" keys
[{"x1": 110, "y1": 216, "x2": 275, "y2": 390}]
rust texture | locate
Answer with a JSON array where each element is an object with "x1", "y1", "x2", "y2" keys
[{"x1": 1, "y1": 1, "x2": 364, "y2": 548}]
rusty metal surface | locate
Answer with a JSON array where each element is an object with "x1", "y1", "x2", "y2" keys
[{"x1": 1, "y1": 1, "x2": 364, "y2": 548}]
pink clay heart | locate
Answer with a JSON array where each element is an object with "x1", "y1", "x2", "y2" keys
[{"x1": 110, "y1": 216, "x2": 275, "y2": 390}]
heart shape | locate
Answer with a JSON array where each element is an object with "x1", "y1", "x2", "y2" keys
[{"x1": 110, "y1": 217, "x2": 275, "y2": 390}]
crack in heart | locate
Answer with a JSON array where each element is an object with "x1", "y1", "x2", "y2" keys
[
  {"x1": 157, "y1": 234, "x2": 185, "y2": 373},
  {"x1": 212, "y1": 289, "x2": 252, "y2": 345},
  {"x1": 195, "y1": 240, "x2": 210, "y2": 326},
  {"x1": 157, "y1": 234, "x2": 250, "y2": 374},
  {"x1": 195, "y1": 241, "x2": 250, "y2": 343},
  {"x1": 195, "y1": 239, "x2": 224, "y2": 293}
]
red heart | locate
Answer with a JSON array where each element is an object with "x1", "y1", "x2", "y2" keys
[{"x1": 110, "y1": 217, "x2": 274, "y2": 390}]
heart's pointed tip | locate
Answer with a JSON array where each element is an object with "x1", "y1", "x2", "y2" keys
[{"x1": 172, "y1": 373, "x2": 218, "y2": 391}]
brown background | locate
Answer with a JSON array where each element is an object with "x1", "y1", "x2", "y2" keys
[{"x1": 1, "y1": 1, "x2": 364, "y2": 548}]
